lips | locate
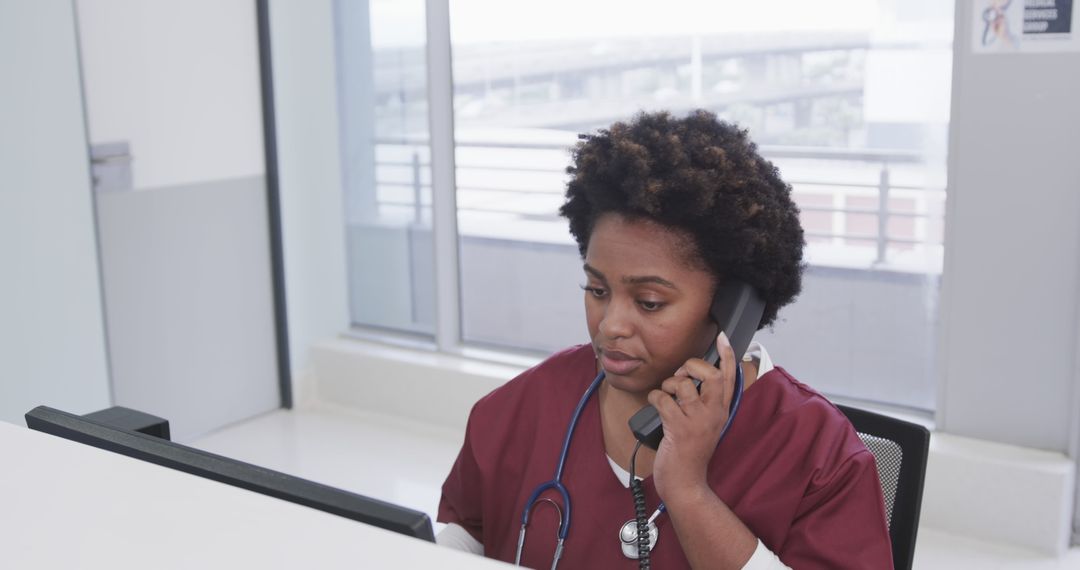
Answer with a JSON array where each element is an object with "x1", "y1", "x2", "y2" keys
[{"x1": 599, "y1": 348, "x2": 643, "y2": 376}]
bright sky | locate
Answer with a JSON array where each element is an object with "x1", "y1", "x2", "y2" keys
[{"x1": 370, "y1": 0, "x2": 880, "y2": 48}]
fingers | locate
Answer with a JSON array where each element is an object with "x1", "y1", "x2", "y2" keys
[
  {"x1": 655, "y1": 376, "x2": 702, "y2": 416},
  {"x1": 647, "y1": 385, "x2": 686, "y2": 419},
  {"x1": 651, "y1": 332, "x2": 739, "y2": 425},
  {"x1": 679, "y1": 332, "x2": 736, "y2": 412},
  {"x1": 716, "y1": 332, "x2": 738, "y2": 412},
  {"x1": 714, "y1": 332, "x2": 737, "y2": 396}
]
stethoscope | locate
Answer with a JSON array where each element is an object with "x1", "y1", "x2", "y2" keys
[
  {"x1": 981, "y1": 0, "x2": 1012, "y2": 47},
  {"x1": 514, "y1": 361, "x2": 744, "y2": 569}
]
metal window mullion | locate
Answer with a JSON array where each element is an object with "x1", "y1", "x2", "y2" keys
[
  {"x1": 875, "y1": 164, "x2": 891, "y2": 265},
  {"x1": 425, "y1": 0, "x2": 461, "y2": 352}
]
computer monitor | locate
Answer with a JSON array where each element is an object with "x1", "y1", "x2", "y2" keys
[{"x1": 24, "y1": 405, "x2": 435, "y2": 542}]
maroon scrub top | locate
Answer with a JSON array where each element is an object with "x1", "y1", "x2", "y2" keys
[{"x1": 439, "y1": 344, "x2": 893, "y2": 569}]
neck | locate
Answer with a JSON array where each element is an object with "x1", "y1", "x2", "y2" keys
[{"x1": 597, "y1": 379, "x2": 656, "y2": 477}]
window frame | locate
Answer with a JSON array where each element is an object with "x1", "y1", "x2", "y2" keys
[{"x1": 425, "y1": 0, "x2": 464, "y2": 355}]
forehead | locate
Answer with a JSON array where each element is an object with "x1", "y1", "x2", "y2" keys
[{"x1": 584, "y1": 214, "x2": 711, "y2": 280}]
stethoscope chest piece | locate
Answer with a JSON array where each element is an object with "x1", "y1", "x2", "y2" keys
[{"x1": 619, "y1": 519, "x2": 658, "y2": 559}]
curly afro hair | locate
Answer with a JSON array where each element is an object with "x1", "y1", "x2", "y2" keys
[{"x1": 559, "y1": 109, "x2": 805, "y2": 329}]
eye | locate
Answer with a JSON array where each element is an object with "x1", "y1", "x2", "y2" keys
[
  {"x1": 638, "y1": 299, "x2": 665, "y2": 312},
  {"x1": 581, "y1": 285, "x2": 608, "y2": 299}
]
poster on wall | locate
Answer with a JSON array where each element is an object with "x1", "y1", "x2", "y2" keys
[{"x1": 973, "y1": 0, "x2": 1080, "y2": 53}]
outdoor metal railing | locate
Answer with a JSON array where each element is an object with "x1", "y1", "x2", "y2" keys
[{"x1": 371, "y1": 137, "x2": 946, "y2": 266}]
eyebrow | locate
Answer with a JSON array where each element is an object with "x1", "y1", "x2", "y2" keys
[{"x1": 583, "y1": 264, "x2": 680, "y2": 290}]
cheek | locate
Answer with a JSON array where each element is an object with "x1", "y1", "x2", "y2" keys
[
  {"x1": 584, "y1": 298, "x2": 601, "y2": 339},
  {"x1": 648, "y1": 315, "x2": 713, "y2": 362}
]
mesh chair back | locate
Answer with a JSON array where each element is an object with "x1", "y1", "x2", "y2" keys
[
  {"x1": 858, "y1": 433, "x2": 903, "y2": 528},
  {"x1": 837, "y1": 405, "x2": 930, "y2": 570}
]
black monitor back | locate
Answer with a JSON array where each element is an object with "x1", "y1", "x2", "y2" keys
[{"x1": 25, "y1": 405, "x2": 434, "y2": 542}]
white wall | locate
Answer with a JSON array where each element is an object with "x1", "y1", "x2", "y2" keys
[
  {"x1": 938, "y1": 1, "x2": 1080, "y2": 454},
  {"x1": 75, "y1": 0, "x2": 265, "y2": 189},
  {"x1": 0, "y1": 0, "x2": 112, "y2": 423},
  {"x1": 936, "y1": 0, "x2": 1080, "y2": 549},
  {"x1": 94, "y1": 177, "x2": 281, "y2": 441}
]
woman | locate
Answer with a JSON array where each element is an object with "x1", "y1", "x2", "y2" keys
[{"x1": 437, "y1": 110, "x2": 892, "y2": 569}]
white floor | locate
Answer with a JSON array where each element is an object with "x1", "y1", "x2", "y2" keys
[{"x1": 190, "y1": 406, "x2": 1080, "y2": 569}]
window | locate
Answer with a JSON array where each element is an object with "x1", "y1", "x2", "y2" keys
[
  {"x1": 335, "y1": 0, "x2": 953, "y2": 412},
  {"x1": 337, "y1": 0, "x2": 435, "y2": 336}
]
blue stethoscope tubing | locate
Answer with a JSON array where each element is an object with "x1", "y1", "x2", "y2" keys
[{"x1": 514, "y1": 361, "x2": 745, "y2": 568}]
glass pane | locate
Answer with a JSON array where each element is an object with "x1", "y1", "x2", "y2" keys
[
  {"x1": 449, "y1": 0, "x2": 952, "y2": 410},
  {"x1": 336, "y1": 0, "x2": 435, "y2": 335}
]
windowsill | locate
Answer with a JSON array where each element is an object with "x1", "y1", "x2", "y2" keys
[
  {"x1": 335, "y1": 328, "x2": 939, "y2": 429},
  {"x1": 307, "y1": 336, "x2": 526, "y2": 433},
  {"x1": 306, "y1": 336, "x2": 1075, "y2": 556},
  {"x1": 340, "y1": 327, "x2": 546, "y2": 371}
]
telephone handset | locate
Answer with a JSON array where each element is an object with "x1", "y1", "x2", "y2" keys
[{"x1": 627, "y1": 281, "x2": 766, "y2": 450}]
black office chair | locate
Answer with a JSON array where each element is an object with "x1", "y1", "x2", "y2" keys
[{"x1": 836, "y1": 405, "x2": 930, "y2": 570}]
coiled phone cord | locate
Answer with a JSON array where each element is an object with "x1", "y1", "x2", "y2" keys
[{"x1": 629, "y1": 440, "x2": 652, "y2": 569}]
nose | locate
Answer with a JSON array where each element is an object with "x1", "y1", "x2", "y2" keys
[{"x1": 598, "y1": 297, "x2": 634, "y2": 340}]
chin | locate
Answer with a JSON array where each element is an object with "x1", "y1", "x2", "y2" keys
[{"x1": 602, "y1": 371, "x2": 659, "y2": 396}]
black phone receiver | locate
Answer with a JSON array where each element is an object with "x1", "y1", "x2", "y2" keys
[{"x1": 627, "y1": 281, "x2": 766, "y2": 449}]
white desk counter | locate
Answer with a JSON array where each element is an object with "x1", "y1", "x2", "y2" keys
[{"x1": 0, "y1": 420, "x2": 509, "y2": 569}]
